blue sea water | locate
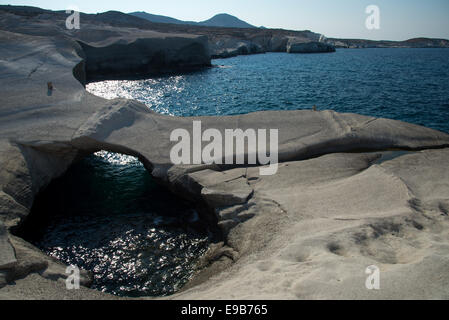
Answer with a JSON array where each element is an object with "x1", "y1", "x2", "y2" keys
[{"x1": 88, "y1": 48, "x2": 449, "y2": 133}]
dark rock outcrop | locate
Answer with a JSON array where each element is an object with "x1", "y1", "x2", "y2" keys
[
  {"x1": 78, "y1": 34, "x2": 210, "y2": 81},
  {"x1": 287, "y1": 40, "x2": 336, "y2": 53}
]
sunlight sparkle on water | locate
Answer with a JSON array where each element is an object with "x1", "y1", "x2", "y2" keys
[
  {"x1": 93, "y1": 150, "x2": 140, "y2": 166},
  {"x1": 86, "y1": 76, "x2": 186, "y2": 116}
]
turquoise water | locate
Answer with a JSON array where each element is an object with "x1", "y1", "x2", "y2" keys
[{"x1": 88, "y1": 49, "x2": 449, "y2": 133}]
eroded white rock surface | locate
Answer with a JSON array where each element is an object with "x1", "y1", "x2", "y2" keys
[
  {"x1": 171, "y1": 150, "x2": 449, "y2": 299},
  {"x1": 0, "y1": 221, "x2": 16, "y2": 271}
]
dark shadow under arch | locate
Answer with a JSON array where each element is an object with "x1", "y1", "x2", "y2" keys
[{"x1": 13, "y1": 150, "x2": 212, "y2": 297}]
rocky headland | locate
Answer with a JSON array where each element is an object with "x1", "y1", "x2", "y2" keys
[
  {"x1": 328, "y1": 37, "x2": 449, "y2": 49},
  {"x1": 1, "y1": 5, "x2": 449, "y2": 299}
]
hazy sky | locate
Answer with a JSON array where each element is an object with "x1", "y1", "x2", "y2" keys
[{"x1": 2, "y1": 0, "x2": 449, "y2": 40}]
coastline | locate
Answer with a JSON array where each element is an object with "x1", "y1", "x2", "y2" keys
[{"x1": 1, "y1": 5, "x2": 449, "y2": 300}]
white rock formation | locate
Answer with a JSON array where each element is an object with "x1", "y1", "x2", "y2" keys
[
  {"x1": 0, "y1": 8, "x2": 448, "y2": 300},
  {"x1": 172, "y1": 150, "x2": 449, "y2": 299}
]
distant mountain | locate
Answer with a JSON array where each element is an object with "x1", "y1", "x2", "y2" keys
[
  {"x1": 197, "y1": 13, "x2": 255, "y2": 28},
  {"x1": 129, "y1": 12, "x2": 196, "y2": 25},
  {"x1": 129, "y1": 12, "x2": 256, "y2": 29}
]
